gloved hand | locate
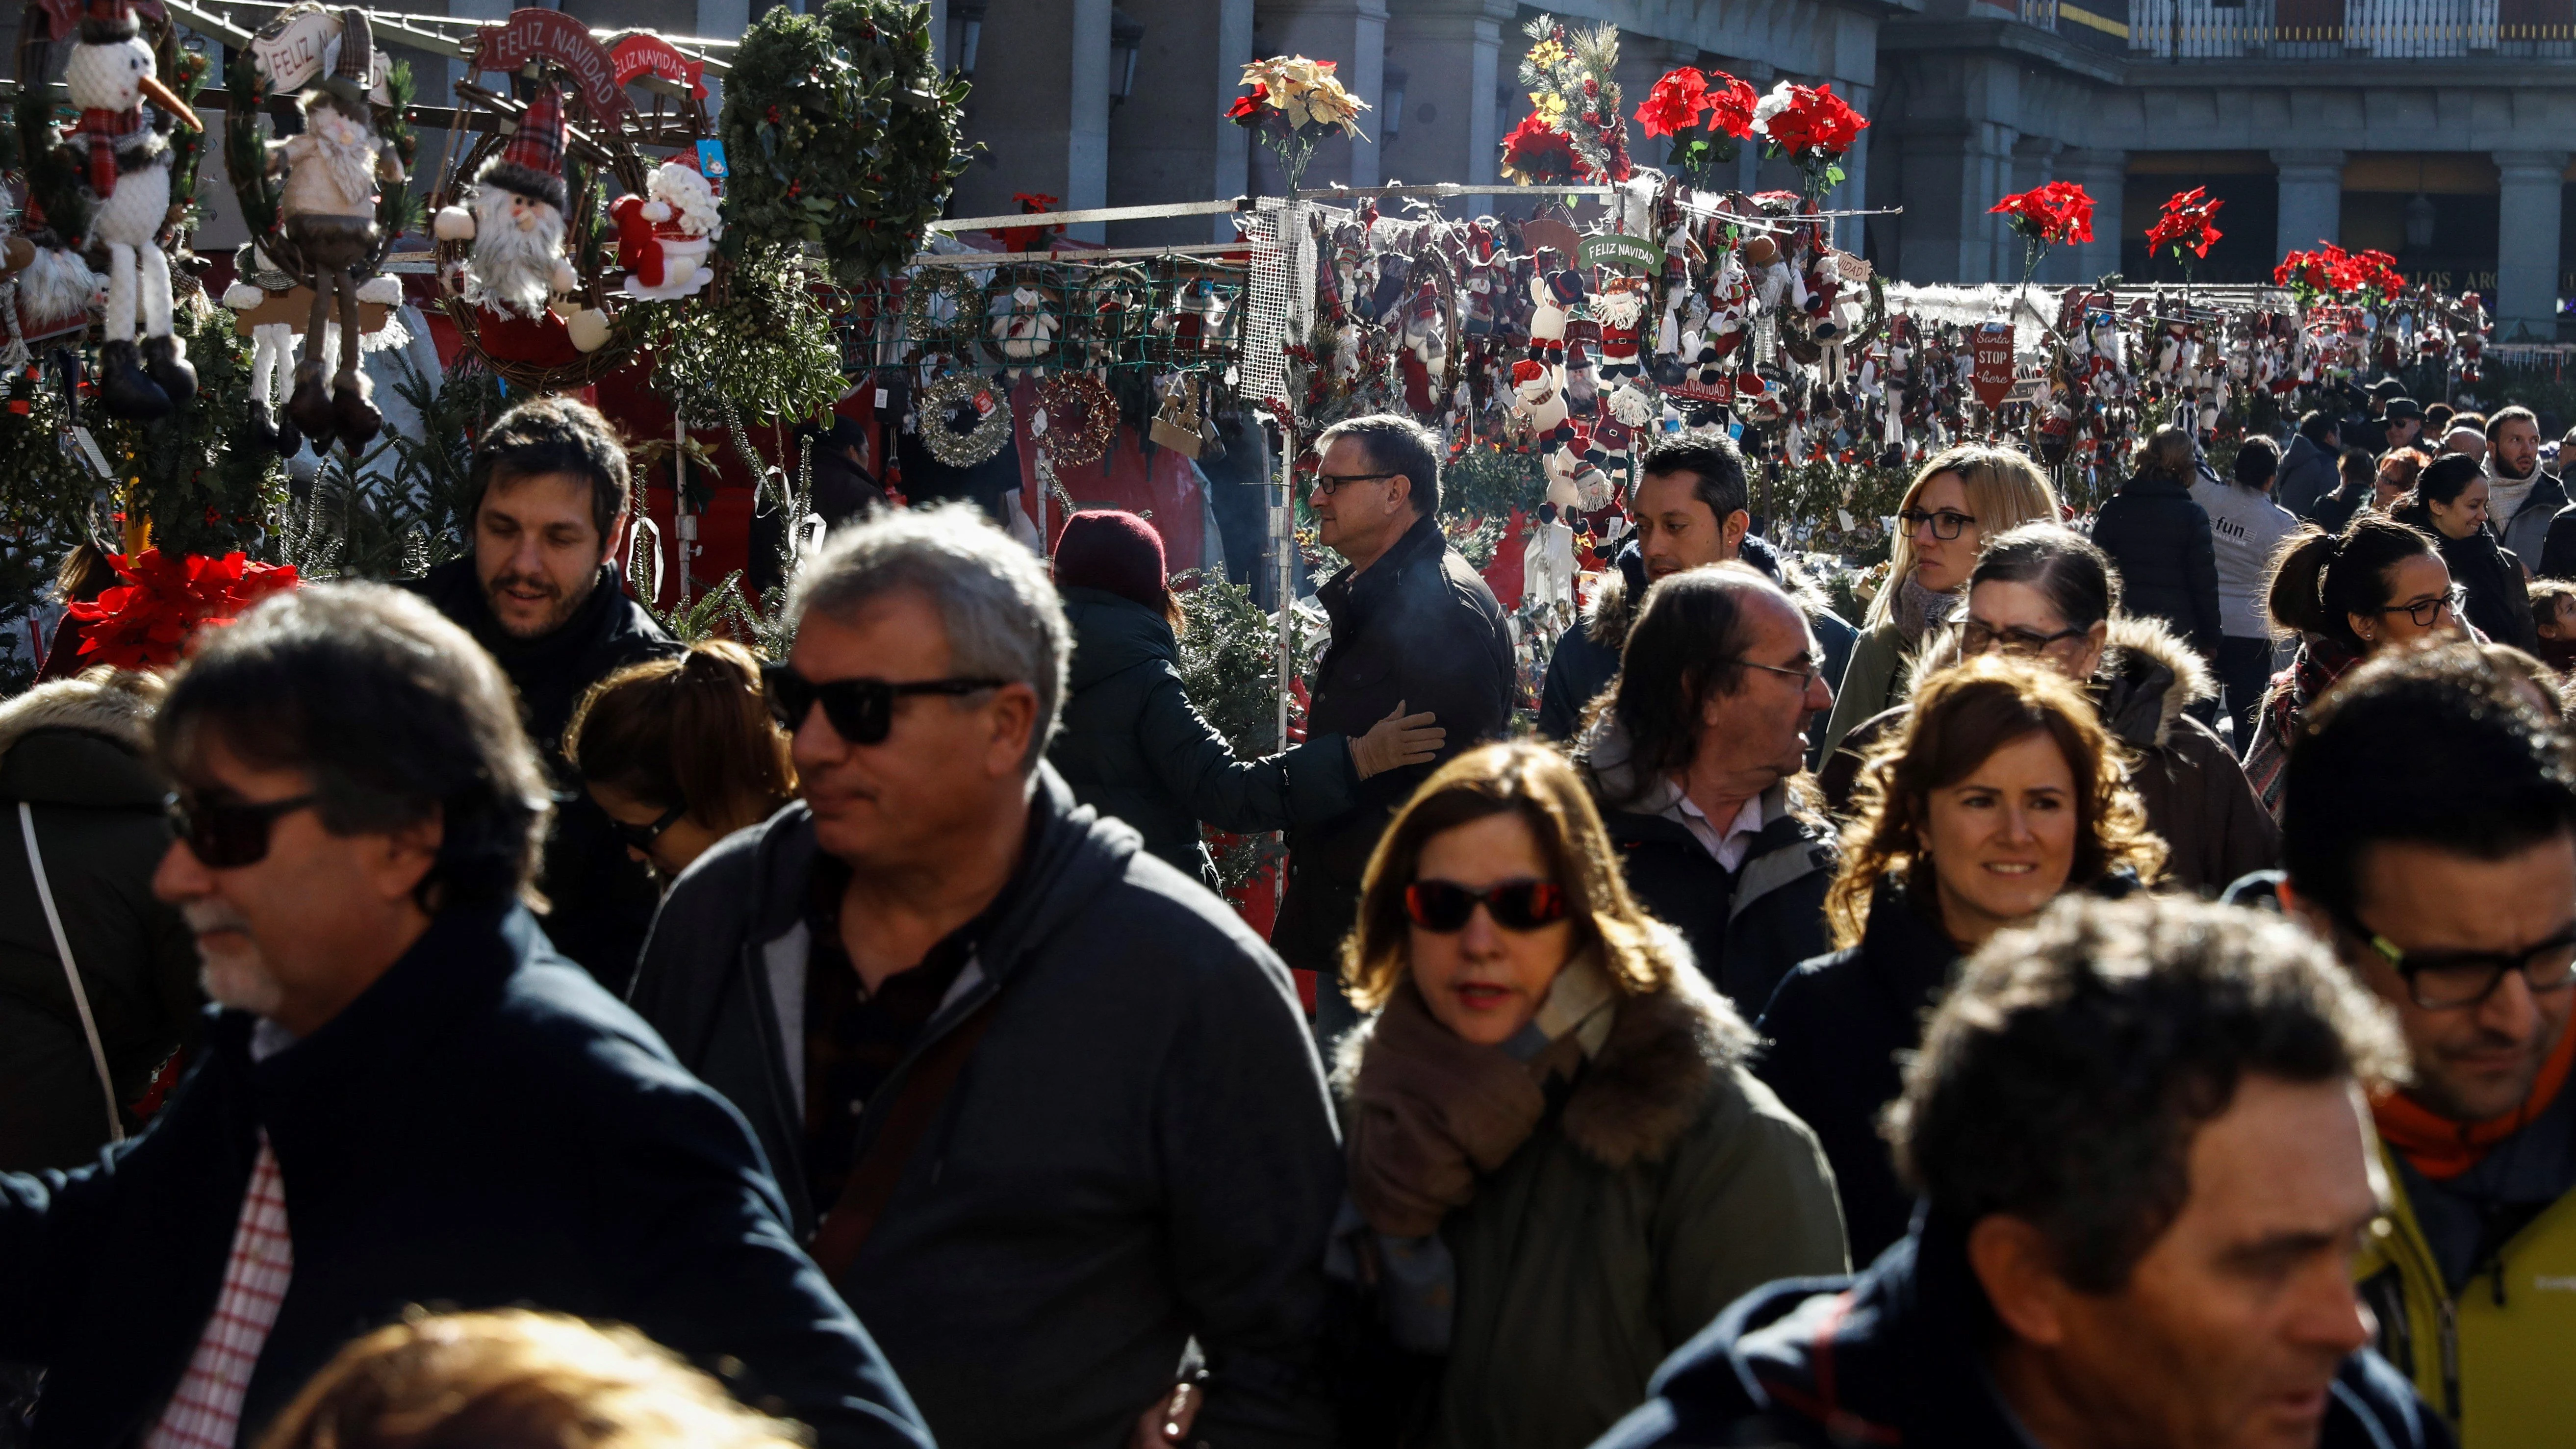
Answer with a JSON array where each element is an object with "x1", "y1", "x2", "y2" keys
[{"x1": 1348, "y1": 701, "x2": 1444, "y2": 780}]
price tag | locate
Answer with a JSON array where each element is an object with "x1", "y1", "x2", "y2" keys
[
  {"x1": 695, "y1": 138, "x2": 729, "y2": 181},
  {"x1": 875, "y1": 387, "x2": 889, "y2": 409},
  {"x1": 972, "y1": 389, "x2": 997, "y2": 418},
  {"x1": 72, "y1": 426, "x2": 111, "y2": 481}
]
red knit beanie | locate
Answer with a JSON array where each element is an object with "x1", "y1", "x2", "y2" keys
[{"x1": 1053, "y1": 510, "x2": 1170, "y2": 614}]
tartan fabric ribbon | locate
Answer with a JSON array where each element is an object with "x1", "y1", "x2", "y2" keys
[{"x1": 76, "y1": 107, "x2": 147, "y2": 198}]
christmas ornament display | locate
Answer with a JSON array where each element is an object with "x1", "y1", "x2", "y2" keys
[
  {"x1": 918, "y1": 370, "x2": 1012, "y2": 466},
  {"x1": 1035, "y1": 371, "x2": 1116, "y2": 468}
]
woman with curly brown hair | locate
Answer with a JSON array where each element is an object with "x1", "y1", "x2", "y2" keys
[
  {"x1": 1332, "y1": 740, "x2": 1843, "y2": 1449},
  {"x1": 1756, "y1": 655, "x2": 2164, "y2": 1264}
]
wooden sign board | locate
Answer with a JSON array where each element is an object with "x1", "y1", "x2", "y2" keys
[
  {"x1": 1971, "y1": 322, "x2": 2015, "y2": 409},
  {"x1": 471, "y1": 9, "x2": 635, "y2": 125},
  {"x1": 1521, "y1": 217, "x2": 1581, "y2": 262},
  {"x1": 233, "y1": 288, "x2": 393, "y2": 338},
  {"x1": 1579, "y1": 233, "x2": 1663, "y2": 276}
]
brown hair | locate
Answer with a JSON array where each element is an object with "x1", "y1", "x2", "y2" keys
[
  {"x1": 1827, "y1": 655, "x2": 2165, "y2": 948},
  {"x1": 564, "y1": 641, "x2": 796, "y2": 834},
  {"x1": 1341, "y1": 742, "x2": 1734, "y2": 1036},
  {"x1": 2129, "y1": 426, "x2": 2196, "y2": 483},
  {"x1": 1869, "y1": 444, "x2": 2061, "y2": 628},
  {"x1": 2530, "y1": 577, "x2": 2576, "y2": 628},
  {"x1": 2375, "y1": 447, "x2": 2430, "y2": 494},
  {"x1": 2264, "y1": 514, "x2": 2439, "y2": 653},
  {"x1": 2480, "y1": 643, "x2": 2566, "y2": 720},
  {"x1": 255, "y1": 1309, "x2": 805, "y2": 1449}
]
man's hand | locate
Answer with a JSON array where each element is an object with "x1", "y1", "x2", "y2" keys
[
  {"x1": 1130, "y1": 1380, "x2": 1200, "y2": 1449},
  {"x1": 1349, "y1": 701, "x2": 1444, "y2": 780}
]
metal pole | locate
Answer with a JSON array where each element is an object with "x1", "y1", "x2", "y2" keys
[{"x1": 1275, "y1": 417, "x2": 1297, "y2": 753}]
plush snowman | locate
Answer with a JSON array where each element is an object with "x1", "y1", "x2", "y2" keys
[{"x1": 61, "y1": 0, "x2": 203, "y2": 419}]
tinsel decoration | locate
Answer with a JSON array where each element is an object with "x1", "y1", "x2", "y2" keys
[
  {"x1": 718, "y1": 0, "x2": 972, "y2": 284},
  {"x1": 900, "y1": 265, "x2": 982, "y2": 356},
  {"x1": 1035, "y1": 372, "x2": 1116, "y2": 467},
  {"x1": 918, "y1": 370, "x2": 1013, "y2": 466},
  {"x1": 638, "y1": 241, "x2": 843, "y2": 428}
]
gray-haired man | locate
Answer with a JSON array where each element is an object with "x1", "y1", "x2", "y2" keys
[{"x1": 629, "y1": 504, "x2": 1343, "y2": 1449}]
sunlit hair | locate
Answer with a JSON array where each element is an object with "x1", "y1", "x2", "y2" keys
[
  {"x1": 564, "y1": 640, "x2": 797, "y2": 835},
  {"x1": 1868, "y1": 444, "x2": 2061, "y2": 628},
  {"x1": 254, "y1": 1309, "x2": 805, "y2": 1449},
  {"x1": 1827, "y1": 655, "x2": 2165, "y2": 948},
  {"x1": 2376, "y1": 447, "x2": 2430, "y2": 494},
  {"x1": 1342, "y1": 742, "x2": 1722, "y2": 1025}
]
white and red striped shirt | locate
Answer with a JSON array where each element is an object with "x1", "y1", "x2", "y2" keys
[{"x1": 145, "y1": 1132, "x2": 293, "y2": 1449}]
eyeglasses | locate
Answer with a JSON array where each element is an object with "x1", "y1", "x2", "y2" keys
[
  {"x1": 612, "y1": 801, "x2": 688, "y2": 855},
  {"x1": 2375, "y1": 585, "x2": 2468, "y2": 630},
  {"x1": 1738, "y1": 656, "x2": 1825, "y2": 690},
  {"x1": 1963, "y1": 621, "x2": 2091, "y2": 657},
  {"x1": 1898, "y1": 508, "x2": 1977, "y2": 541},
  {"x1": 166, "y1": 791, "x2": 319, "y2": 869},
  {"x1": 1313, "y1": 470, "x2": 1401, "y2": 496},
  {"x1": 2340, "y1": 910, "x2": 2576, "y2": 1010},
  {"x1": 763, "y1": 663, "x2": 1007, "y2": 746},
  {"x1": 1403, "y1": 878, "x2": 1571, "y2": 933}
]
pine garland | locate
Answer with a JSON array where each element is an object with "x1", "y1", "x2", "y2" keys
[{"x1": 719, "y1": 0, "x2": 972, "y2": 285}]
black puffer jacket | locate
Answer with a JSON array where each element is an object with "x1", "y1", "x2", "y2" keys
[
  {"x1": 1271, "y1": 514, "x2": 1513, "y2": 978},
  {"x1": 406, "y1": 559, "x2": 680, "y2": 993},
  {"x1": 2089, "y1": 472, "x2": 2224, "y2": 657},
  {"x1": 1049, "y1": 586, "x2": 1356, "y2": 889},
  {"x1": 0, "y1": 674, "x2": 199, "y2": 1172},
  {"x1": 2395, "y1": 505, "x2": 2537, "y2": 650}
]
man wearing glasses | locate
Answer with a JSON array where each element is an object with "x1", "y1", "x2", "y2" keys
[
  {"x1": 1271, "y1": 414, "x2": 1514, "y2": 1050},
  {"x1": 0, "y1": 586, "x2": 928, "y2": 1449},
  {"x1": 628, "y1": 505, "x2": 1342, "y2": 1449},
  {"x1": 2272, "y1": 643, "x2": 2576, "y2": 1448}
]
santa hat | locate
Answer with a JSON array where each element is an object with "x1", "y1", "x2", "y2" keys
[
  {"x1": 1511, "y1": 358, "x2": 1548, "y2": 388},
  {"x1": 478, "y1": 87, "x2": 568, "y2": 212},
  {"x1": 318, "y1": 8, "x2": 375, "y2": 107},
  {"x1": 77, "y1": 0, "x2": 137, "y2": 44}
]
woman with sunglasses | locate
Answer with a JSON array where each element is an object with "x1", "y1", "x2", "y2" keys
[
  {"x1": 1334, "y1": 741, "x2": 1843, "y2": 1449},
  {"x1": 1819, "y1": 444, "x2": 2060, "y2": 763},
  {"x1": 563, "y1": 641, "x2": 797, "y2": 884},
  {"x1": 1820, "y1": 525, "x2": 2274, "y2": 894},
  {"x1": 2392, "y1": 452, "x2": 2538, "y2": 651},
  {"x1": 1760, "y1": 655, "x2": 2164, "y2": 1264},
  {"x1": 2244, "y1": 514, "x2": 2460, "y2": 815}
]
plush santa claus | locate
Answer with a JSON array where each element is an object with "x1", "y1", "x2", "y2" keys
[
  {"x1": 613, "y1": 158, "x2": 721, "y2": 302},
  {"x1": 434, "y1": 89, "x2": 605, "y2": 349}
]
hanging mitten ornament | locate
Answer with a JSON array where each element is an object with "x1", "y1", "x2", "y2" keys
[{"x1": 62, "y1": 0, "x2": 205, "y2": 420}]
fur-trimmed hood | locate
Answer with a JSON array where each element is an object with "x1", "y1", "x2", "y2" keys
[
  {"x1": 0, "y1": 669, "x2": 168, "y2": 808},
  {"x1": 1335, "y1": 951, "x2": 1754, "y2": 1170},
  {"x1": 1898, "y1": 614, "x2": 2214, "y2": 750}
]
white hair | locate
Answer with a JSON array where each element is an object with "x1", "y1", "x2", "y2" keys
[{"x1": 465, "y1": 185, "x2": 563, "y2": 319}]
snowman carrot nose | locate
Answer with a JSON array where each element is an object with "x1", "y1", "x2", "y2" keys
[{"x1": 136, "y1": 74, "x2": 202, "y2": 131}]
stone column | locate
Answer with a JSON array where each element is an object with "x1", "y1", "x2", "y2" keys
[
  {"x1": 1253, "y1": 0, "x2": 1387, "y2": 192},
  {"x1": 2057, "y1": 148, "x2": 2128, "y2": 285},
  {"x1": 1895, "y1": 121, "x2": 2016, "y2": 284},
  {"x1": 1106, "y1": 0, "x2": 1257, "y2": 247},
  {"x1": 2495, "y1": 150, "x2": 2570, "y2": 340},
  {"x1": 2270, "y1": 148, "x2": 2346, "y2": 261},
  {"x1": 950, "y1": 0, "x2": 1115, "y2": 239},
  {"x1": 1377, "y1": 0, "x2": 1515, "y2": 210}
]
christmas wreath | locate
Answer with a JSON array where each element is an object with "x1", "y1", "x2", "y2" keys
[
  {"x1": 1035, "y1": 372, "x2": 1116, "y2": 467},
  {"x1": 918, "y1": 370, "x2": 1013, "y2": 466},
  {"x1": 719, "y1": 0, "x2": 972, "y2": 284},
  {"x1": 900, "y1": 265, "x2": 983, "y2": 356}
]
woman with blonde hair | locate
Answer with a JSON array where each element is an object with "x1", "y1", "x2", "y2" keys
[
  {"x1": 1820, "y1": 443, "x2": 2060, "y2": 759},
  {"x1": 1759, "y1": 655, "x2": 2164, "y2": 1263},
  {"x1": 564, "y1": 640, "x2": 797, "y2": 885},
  {"x1": 1333, "y1": 740, "x2": 1843, "y2": 1449}
]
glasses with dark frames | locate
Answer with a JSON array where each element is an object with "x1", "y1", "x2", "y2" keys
[
  {"x1": 2338, "y1": 909, "x2": 2576, "y2": 1010},
  {"x1": 1898, "y1": 508, "x2": 1976, "y2": 541},
  {"x1": 1403, "y1": 879, "x2": 1571, "y2": 933},
  {"x1": 1312, "y1": 471, "x2": 1402, "y2": 496},
  {"x1": 612, "y1": 801, "x2": 689, "y2": 855},
  {"x1": 165, "y1": 791, "x2": 320, "y2": 869},
  {"x1": 763, "y1": 663, "x2": 1007, "y2": 746},
  {"x1": 1962, "y1": 620, "x2": 2091, "y2": 657},
  {"x1": 2375, "y1": 585, "x2": 2468, "y2": 630}
]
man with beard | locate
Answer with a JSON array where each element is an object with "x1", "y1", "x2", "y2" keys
[
  {"x1": 0, "y1": 585, "x2": 929, "y2": 1449},
  {"x1": 2482, "y1": 406, "x2": 2563, "y2": 571},
  {"x1": 2273, "y1": 644, "x2": 2576, "y2": 1448},
  {"x1": 1594, "y1": 894, "x2": 2444, "y2": 1449},
  {"x1": 407, "y1": 396, "x2": 678, "y2": 992}
]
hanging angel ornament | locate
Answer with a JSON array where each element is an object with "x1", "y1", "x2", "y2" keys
[
  {"x1": 60, "y1": 0, "x2": 203, "y2": 418},
  {"x1": 612, "y1": 157, "x2": 721, "y2": 302}
]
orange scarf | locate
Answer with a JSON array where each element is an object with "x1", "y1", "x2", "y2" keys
[{"x1": 2373, "y1": 1024, "x2": 2576, "y2": 1180}]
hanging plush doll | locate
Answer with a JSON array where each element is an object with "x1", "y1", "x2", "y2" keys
[
  {"x1": 1595, "y1": 274, "x2": 1648, "y2": 382},
  {"x1": 992, "y1": 284, "x2": 1059, "y2": 379},
  {"x1": 434, "y1": 89, "x2": 581, "y2": 322},
  {"x1": 61, "y1": 0, "x2": 204, "y2": 419},
  {"x1": 220, "y1": 242, "x2": 300, "y2": 453},
  {"x1": 269, "y1": 10, "x2": 404, "y2": 449},
  {"x1": 613, "y1": 157, "x2": 721, "y2": 301},
  {"x1": 1526, "y1": 258, "x2": 1580, "y2": 366}
]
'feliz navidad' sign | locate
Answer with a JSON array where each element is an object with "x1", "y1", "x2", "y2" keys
[{"x1": 470, "y1": 9, "x2": 633, "y2": 124}]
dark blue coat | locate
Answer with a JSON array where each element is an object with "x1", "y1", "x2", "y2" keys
[
  {"x1": 0, "y1": 904, "x2": 928, "y2": 1449},
  {"x1": 2091, "y1": 472, "x2": 2225, "y2": 659}
]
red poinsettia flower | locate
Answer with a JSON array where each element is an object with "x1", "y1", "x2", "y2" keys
[
  {"x1": 1635, "y1": 67, "x2": 1708, "y2": 139},
  {"x1": 1226, "y1": 87, "x2": 1267, "y2": 126},
  {"x1": 1500, "y1": 112, "x2": 1581, "y2": 185},
  {"x1": 2144, "y1": 187, "x2": 2225, "y2": 259},
  {"x1": 64, "y1": 549, "x2": 301, "y2": 671},
  {"x1": 1989, "y1": 180, "x2": 2095, "y2": 246},
  {"x1": 1704, "y1": 72, "x2": 1760, "y2": 139},
  {"x1": 1760, "y1": 83, "x2": 1868, "y2": 161},
  {"x1": 2337, "y1": 247, "x2": 2406, "y2": 297},
  {"x1": 2275, "y1": 242, "x2": 2348, "y2": 294}
]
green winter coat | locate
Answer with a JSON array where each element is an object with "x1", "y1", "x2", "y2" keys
[
  {"x1": 1340, "y1": 969, "x2": 1849, "y2": 1449},
  {"x1": 1049, "y1": 585, "x2": 1358, "y2": 889},
  {"x1": 1820, "y1": 616, "x2": 1906, "y2": 764},
  {"x1": 0, "y1": 671, "x2": 200, "y2": 1171}
]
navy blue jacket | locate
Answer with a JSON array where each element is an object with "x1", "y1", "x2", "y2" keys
[
  {"x1": 1593, "y1": 1220, "x2": 2452, "y2": 1449},
  {"x1": 2091, "y1": 472, "x2": 2225, "y2": 658},
  {"x1": 0, "y1": 904, "x2": 928, "y2": 1449}
]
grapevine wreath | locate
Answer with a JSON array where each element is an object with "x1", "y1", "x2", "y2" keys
[{"x1": 1035, "y1": 371, "x2": 1115, "y2": 468}]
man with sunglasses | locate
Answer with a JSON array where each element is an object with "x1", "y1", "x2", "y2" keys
[
  {"x1": 628, "y1": 506, "x2": 1342, "y2": 1449},
  {"x1": 406, "y1": 396, "x2": 678, "y2": 993},
  {"x1": 1273, "y1": 413, "x2": 1514, "y2": 1049},
  {"x1": 0, "y1": 586, "x2": 929, "y2": 1449},
  {"x1": 2273, "y1": 643, "x2": 2576, "y2": 1447}
]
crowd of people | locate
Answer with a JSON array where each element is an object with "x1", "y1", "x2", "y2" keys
[{"x1": 2, "y1": 380, "x2": 2573, "y2": 1449}]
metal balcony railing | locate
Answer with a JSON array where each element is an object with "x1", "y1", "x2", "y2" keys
[
  {"x1": 2021, "y1": 0, "x2": 2062, "y2": 31},
  {"x1": 2129, "y1": 0, "x2": 2572, "y2": 55}
]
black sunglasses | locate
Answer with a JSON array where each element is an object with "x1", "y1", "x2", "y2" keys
[
  {"x1": 1403, "y1": 879, "x2": 1571, "y2": 933},
  {"x1": 166, "y1": 791, "x2": 319, "y2": 869},
  {"x1": 763, "y1": 662, "x2": 1008, "y2": 746},
  {"x1": 613, "y1": 801, "x2": 688, "y2": 855}
]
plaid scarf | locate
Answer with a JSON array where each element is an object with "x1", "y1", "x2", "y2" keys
[{"x1": 75, "y1": 107, "x2": 147, "y2": 198}]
